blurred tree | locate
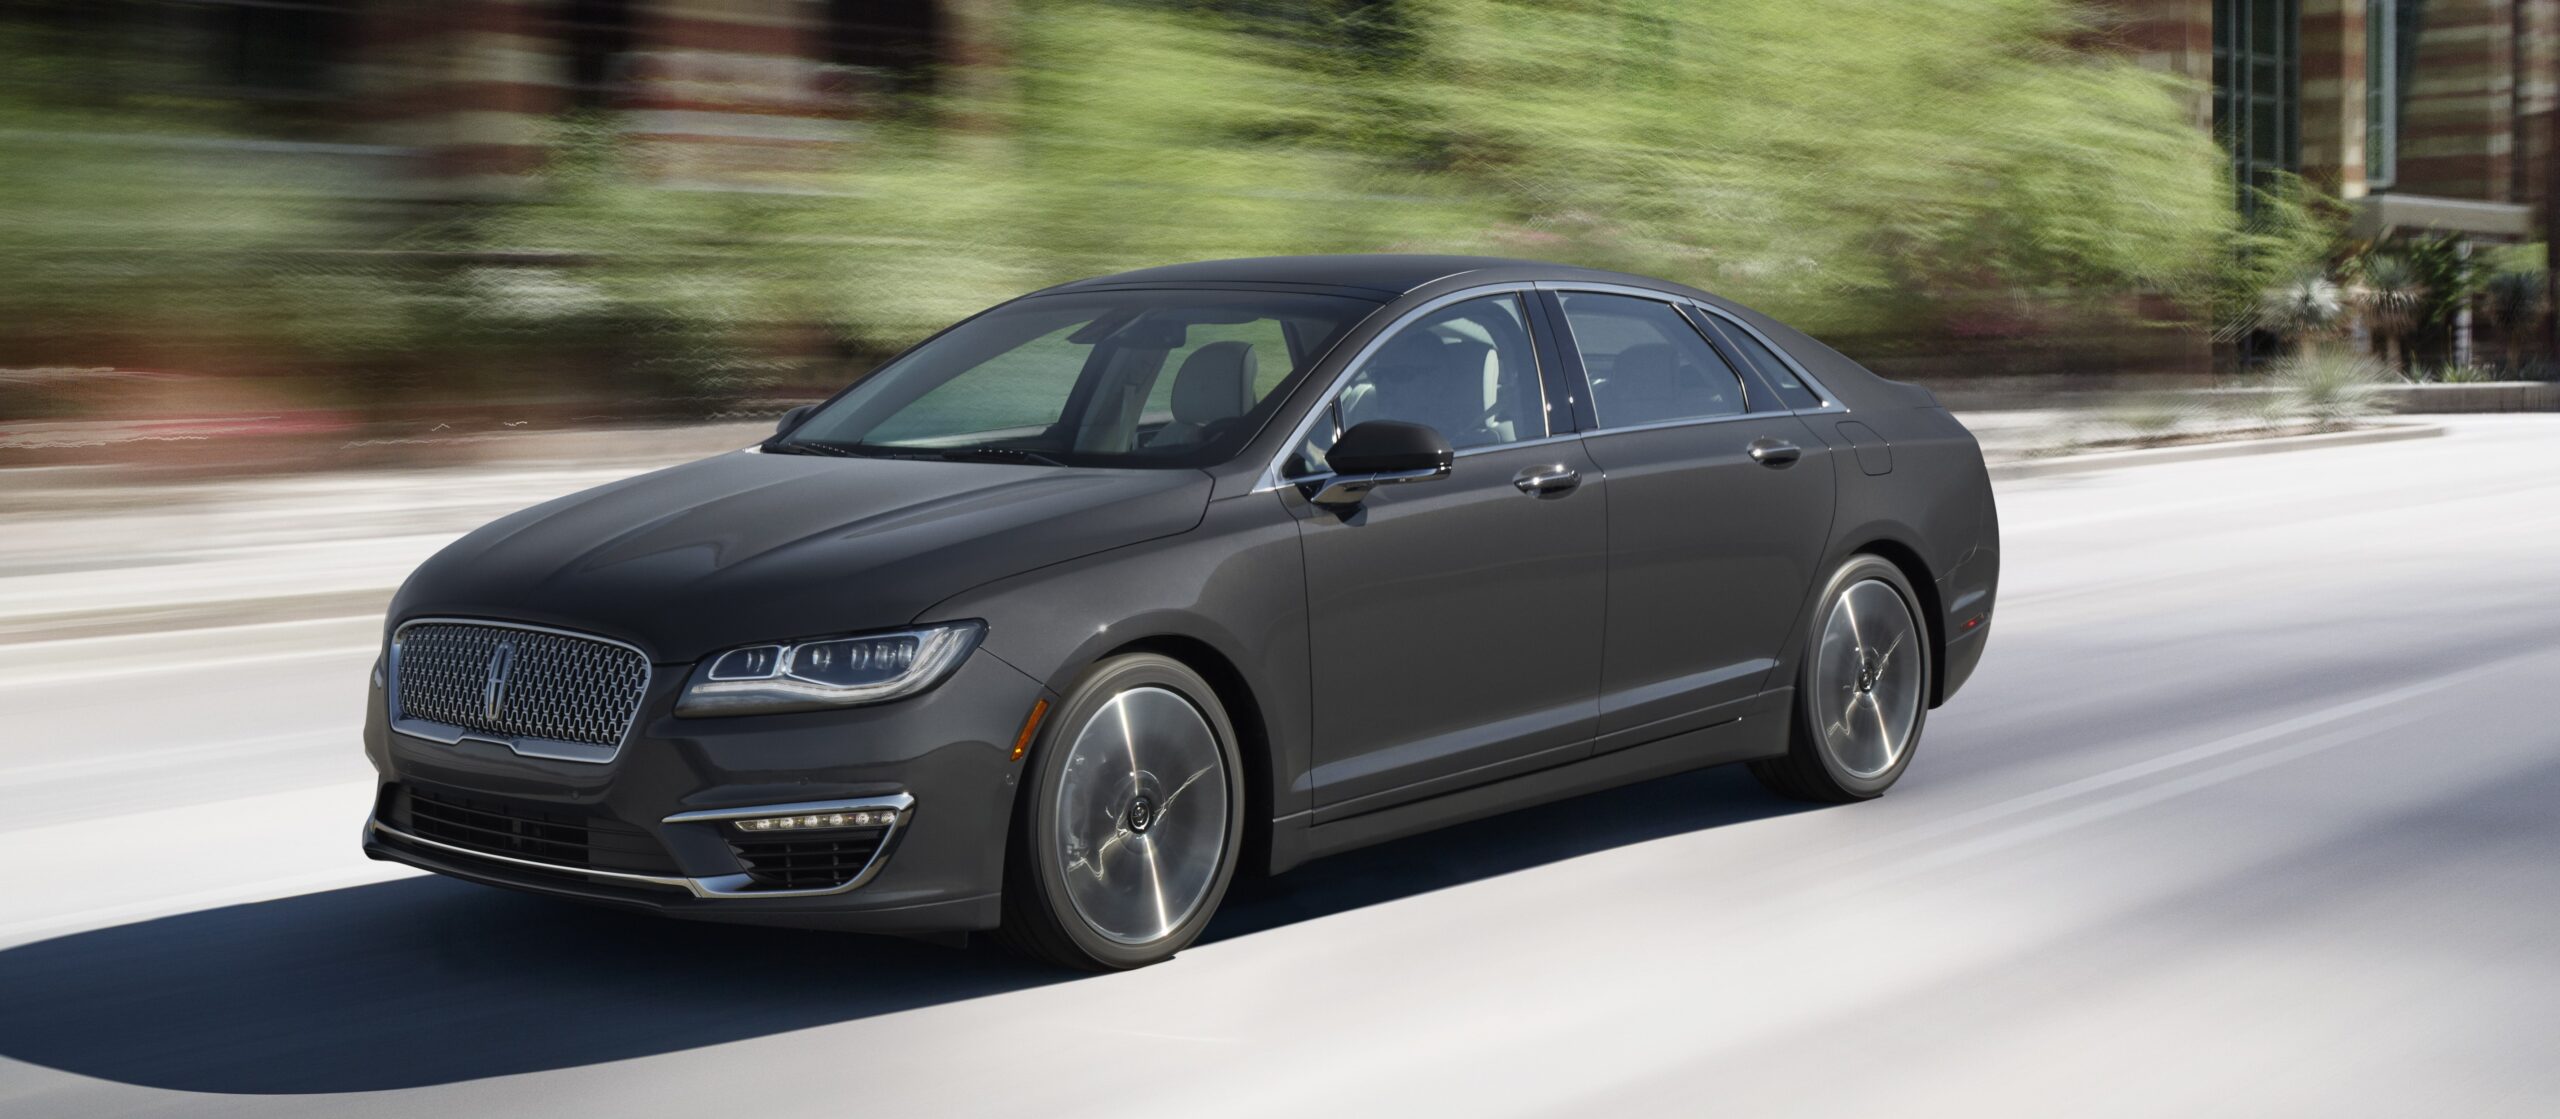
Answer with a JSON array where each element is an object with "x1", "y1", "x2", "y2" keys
[
  {"x1": 3, "y1": 0, "x2": 2246, "y2": 426},
  {"x1": 2481, "y1": 245, "x2": 2548, "y2": 374},
  {"x1": 2397, "y1": 236, "x2": 2484, "y2": 370},
  {"x1": 2355, "y1": 252, "x2": 2421, "y2": 375},
  {"x1": 1343, "y1": 0, "x2": 2234, "y2": 335},
  {"x1": 824, "y1": 0, "x2": 2234, "y2": 344},
  {"x1": 2211, "y1": 174, "x2": 2349, "y2": 347}
]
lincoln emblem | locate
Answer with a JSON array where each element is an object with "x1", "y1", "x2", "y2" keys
[{"x1": 481, "y1": 640, "x2": 517, "y2": 722}]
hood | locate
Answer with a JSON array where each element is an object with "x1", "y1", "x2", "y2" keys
[{"x1": 389, "y1": 450, "x2": 1212, "y2": 662}]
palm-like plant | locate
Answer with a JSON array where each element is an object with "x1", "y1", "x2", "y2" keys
[
  {"x1": 2357, "y1": 252, "x2": 2422, "y2": 376},
  {"x1": 2482, "y1": 267, "x2": 2548, "y2": 373},
  {"x1": 2259, "y1": 271, "x2": 2345, "y2": 354}
]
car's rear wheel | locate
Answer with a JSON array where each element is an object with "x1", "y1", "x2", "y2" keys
[
  {"x1": 999, "y1": 653, "x2": 1244, "y2": 970},
  {"x1": 1751, "y1": 555, "x2": 1931, "y2": 802}
]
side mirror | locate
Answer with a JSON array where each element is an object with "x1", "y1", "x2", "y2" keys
[
  {"x1": 775, "y1": 404, "x2": 815, "y2": 437},
  {"x1": 1308, "y1": 420, "x2": 1454, "y2": 507}
]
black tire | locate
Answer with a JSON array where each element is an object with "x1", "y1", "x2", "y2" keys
[
  {"x1": 997, "y1": 653, "x2": 1246, "y2": 970},
  {"x1": 1750, "y1": 555, "x2": 1932, "y2": 803}
]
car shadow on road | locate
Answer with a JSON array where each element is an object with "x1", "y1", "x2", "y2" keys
[{"x1": 0, "y1": 766, "x2": 1802, "y2": 1094}]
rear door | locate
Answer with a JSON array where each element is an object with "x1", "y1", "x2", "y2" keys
[
  {"x1": 1284, "y1": 291, "x2": 1608, "y2": 819},
  {"x1": 1541, "y1": 288, "x2": 1836, "y2": 750}
]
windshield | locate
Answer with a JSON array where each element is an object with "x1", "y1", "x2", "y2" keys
[{"x1": 775, "y1": 289, "x2": 1381, "y2": 468}]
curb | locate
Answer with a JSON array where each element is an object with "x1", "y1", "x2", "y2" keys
[{"x1": 1989, "y1": 422, "x2": 2445, "y2": 480}]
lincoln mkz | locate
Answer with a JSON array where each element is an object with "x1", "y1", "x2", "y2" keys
[{"x1": 361, "y1": 255, "x2": 2000, "y2": 969}]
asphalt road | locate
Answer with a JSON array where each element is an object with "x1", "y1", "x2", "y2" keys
[{"x1": 3, "y1": 417, "x2": 2556, "y2": 1116}]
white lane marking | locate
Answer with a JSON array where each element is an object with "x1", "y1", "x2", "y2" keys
[
  {"x1": 0, "y1": 727, "x2": 347, "y2": 783},
  {"x1": 1886, "y1": 708, "x2": 2439, "y2": 880},
  {"x1": 0, "y1": 643, "x2": 378, "y2": 690},
  {"x1": 1785, "y1": 662, "x2": 2488, "y2": 881},
  {"x1": 0, "y1": 613, "x2": 379, "y2": 651}
]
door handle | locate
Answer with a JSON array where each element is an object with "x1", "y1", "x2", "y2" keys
[
  {"x1": 1748, "y1": 439, "x2": 1801, "y2": 467},
  {"x1": 1512, "y1": 463, "x2": 1581, "y2": 497}
]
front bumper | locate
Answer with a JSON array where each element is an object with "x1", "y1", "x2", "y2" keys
[{"x1": 361, "y1": 646, "x2": 1047, "y2": 933}]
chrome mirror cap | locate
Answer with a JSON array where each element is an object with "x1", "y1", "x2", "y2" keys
[{"x1": 1307, "y1": 464, "x2": 1452, "y2": 507}]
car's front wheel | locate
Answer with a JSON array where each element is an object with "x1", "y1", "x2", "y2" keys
[
  {"x1": 1751, "y1": 555, "x2": 1932, "y2": 802},
  {"x1": 999, "y1": 653, "x2": 1245, "y2": 970}
]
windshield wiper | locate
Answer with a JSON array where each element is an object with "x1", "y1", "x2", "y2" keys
[
  {"x1": 931, "y1": 447, "x2": 1070, "y2": 468},
  {"x1": 768, "y1": 439, "x2": 866, "y2": 458},
  {"x1": 773, "y1": 440, "x2": 1070, "y2": 467}
]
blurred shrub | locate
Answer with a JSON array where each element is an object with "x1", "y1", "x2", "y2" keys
[
  {"x1": 1394, "y1": 0, "x2": 2231, "y2": 333},
  {"x1": 2101, "y1": 390, "x2": 2209, "y2": 445},
  {"x1": 2, "y1": 0, "x2": 2238, "y2": 422},
  {"x1": 2267, "y1": 352, "x2": 2385, "y2": 430},
  {"x1": 0, "y1": 86, "x2": 378, "y2": 379},
  {"x1": 2212, "y1": 175, "x2": 2348, "y2": 344}
]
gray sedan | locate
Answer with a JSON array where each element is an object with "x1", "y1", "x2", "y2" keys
[{"x1": 360, "y1": 254, "x2": 2000, "y2": 970}]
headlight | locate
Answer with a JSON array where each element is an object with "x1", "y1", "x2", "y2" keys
[{"x1": 675, "y1": 621, "x2": 984, "y2": 716}]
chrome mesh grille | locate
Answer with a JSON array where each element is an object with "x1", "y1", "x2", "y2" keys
[{"x1": 393, "y1": 622, "x2": 649, "y2": 747}]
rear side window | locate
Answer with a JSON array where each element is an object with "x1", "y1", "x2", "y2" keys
[
  {"x1": 1704, "y1": 314, "x2": 1826, "y2": 410},
  {"x1": 1554, "y1": 293, "x2": 1746, "y2": 428}
]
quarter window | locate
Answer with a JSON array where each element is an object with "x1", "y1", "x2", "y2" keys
[
  {"x1": 1293, "y1": 294, "x2": 1544, "y2": 475},
  {"x1": 1702, "y1": 315, "x2": 1825, "y2": 411},
  {"x1": 1556, "y1": 293, "x2": 1746, "y2": 428}
]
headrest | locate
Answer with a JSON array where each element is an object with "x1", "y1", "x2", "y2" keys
[
  {"x1": 1373, "y1": 330, "x2": 1450, "y2": 373},
  {"x1": 1609, "y1": 343, "x2": 1678, "y2": 397},
  {"x1": 1170, "y1": 341, "x2": 1258, "y2": 425}
]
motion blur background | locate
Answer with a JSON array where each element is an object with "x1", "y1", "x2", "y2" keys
[
  {"x1": 8, "y1": 5, "x2": 2560, "y2": 1115},
  {"x1": 5, "y1": 0, "x2": 2558, "y2": 475}
]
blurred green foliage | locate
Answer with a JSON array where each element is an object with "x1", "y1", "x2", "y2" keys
[{"x1": 1, "y1": 0, "x2": 2241, "y2": 419}]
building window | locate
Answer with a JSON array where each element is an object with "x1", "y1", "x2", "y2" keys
[
  {"x1": 2366, "y1": 0, "x2": 2424, "y2": 189},
  {"x1": 827, "y1": 0, "x2": 941, "y2": 95},
  {"x1": 2367, "y1": 0, "x2": 2394, "y2": 187},
  {"x1": 552, "y1": 0, "x2": 635, "y2": 111},
  {"x1": 2214, "y1": 0, "x2": 2300, "y2": 213}
]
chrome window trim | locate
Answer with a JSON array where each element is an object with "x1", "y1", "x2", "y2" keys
[
  {"x1": 1535, "y1": 280, "x2": 1849, "y2": 417},
  {"x1": 387, "y1": 616, "x2": 656, "y2": 765},
  {"x1": 1580, "y1": 410, "x2": 1788, "y2": 439},
  {"x1": 367, "y1": 791, "x2": 917, "y2": 900},
  {"x1": 1253, "y1": 281, "x2": 1549, "y2": 493}
]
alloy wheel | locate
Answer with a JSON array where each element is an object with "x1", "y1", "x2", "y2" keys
[
  {"x1": 1051, "y1": 686, "x2": 1232, "y2": 945},
  {"x1": 1811, "y1": 578, "x2": 1924, "y2": 779}
]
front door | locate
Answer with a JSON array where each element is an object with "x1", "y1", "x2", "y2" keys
[{"x1": 1284, "y1": 292, "x2": 1608, "y2": 820}]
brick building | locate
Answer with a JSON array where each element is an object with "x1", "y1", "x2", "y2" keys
[
  {"x1": 97, "y1": 1, "x2": 2560, "y2": 228},
  {"x1": 57, "y1": 0, "x2": 973, "y2": 191},
  {"x1": 36, "y1": 0, "x2": 2559, "y2": 380},
  {"x1": 2105, "y1": 0, "x2": 2557, "y2": 243}
]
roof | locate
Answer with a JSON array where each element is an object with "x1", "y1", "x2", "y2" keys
[{"x1": 1044, "y1": 254, "x2": 1602, "y2": 297}]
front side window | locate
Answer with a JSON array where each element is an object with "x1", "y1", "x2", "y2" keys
[
  {"x1": 1291, "y1": 294, "x2": 1545, "y2": 476},
  {"x1": 1556, "y1": 292, "x2": 1746, "y2": 428},
  {"x1": 778, "y1": 289, "x2": 1379, "y2": 468}
]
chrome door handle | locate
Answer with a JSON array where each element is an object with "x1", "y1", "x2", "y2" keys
[
  {"x1": 1748, "y1": 439, "x2": 1801, "y2": 467},
  {"x1": 1513, "y1": 464, "x2": 1580, "y2": 496}
]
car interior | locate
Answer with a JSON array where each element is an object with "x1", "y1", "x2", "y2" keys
[{"x1": 1295, "y1": 296, "x2": 1544, "y2": 475}]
